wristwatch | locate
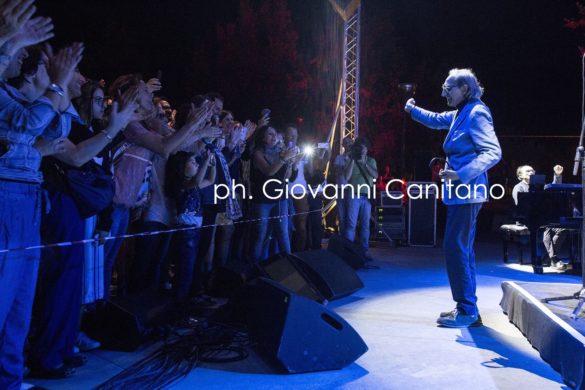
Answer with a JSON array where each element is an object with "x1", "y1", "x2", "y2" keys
[{"x1": 47, "y1": 83, "x2": 65, "y2": 97}]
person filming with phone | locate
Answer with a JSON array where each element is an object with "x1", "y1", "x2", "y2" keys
[{"x1": 343, "y1": 137, "x2": 378, "y2": 259}]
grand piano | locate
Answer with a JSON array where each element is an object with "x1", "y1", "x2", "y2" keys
[{"x1": 516, "y1": 184, "x2": 582, "y2": 274}]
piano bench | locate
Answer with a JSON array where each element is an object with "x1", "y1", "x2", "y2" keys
[{"x1": 500, "y1": 224, "x2": 530, "y2": 264}]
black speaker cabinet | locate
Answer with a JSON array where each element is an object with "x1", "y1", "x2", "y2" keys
[
  {"x1": 259, "y1": 253, "x2": 326, "y2": 303},
  {"x1": 292, "y1": 250, "x2": 364, "y2": 301},
  {"x1": 246, "y1": 278, "x2": 368, "y2": 373},
  {"x1": 327, "y1": 234, "x2": 367, "y2": 269},
  {"x1": 83, "y1": 291, "x2": 172, "y2": 351},
  {"x1": 407, "y1": 182, "x2": 437, "y2": 246}
]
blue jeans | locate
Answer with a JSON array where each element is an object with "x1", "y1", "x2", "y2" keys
[
  {"x1": 344, "y1": 196, "x2": 371, "y2": 252},
  {"x1": 32, "y1": 189, "x2": 84, "y2": 370},
  {"x1": 174, "y1": 227, "x2": 201, "y2": 303},
  {"x1": 307, "y1": 194, "x2": 323, "y2": 250},
  {"x1": 337, "y1": 195, "x2": 348, "y2": 237},
  {"x1": 251, "y1": 200, "x2": 291, "y2": 262},
  {"x1": 0, "y1": 181, "x2": 41, "y2": 390},
  {"x1": 444, "y1": 203, "x2": 482, "y2": 316},
  {"x1": 103, "y1": 204, "x2": 129, "y2": 300}
]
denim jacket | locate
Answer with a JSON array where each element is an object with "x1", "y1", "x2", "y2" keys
[
  {"x1": 0, "y1": 82, "x2": 74, "y2": 183},
  {"x1": 410, "y1": 98, "x2": 501, "y2": 205}
]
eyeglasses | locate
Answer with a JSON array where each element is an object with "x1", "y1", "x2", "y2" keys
[{"x1": 441, "y1": 84, "x2": 458, "y2": 93}]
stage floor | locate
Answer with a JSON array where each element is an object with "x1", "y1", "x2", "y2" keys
[{"x1": 28, "y1": 236, "x2": 580, "y2": 390}]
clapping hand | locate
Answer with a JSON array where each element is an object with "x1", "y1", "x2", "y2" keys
[
  {"x1": 46, "y1": 42, "x2": 84, "y2": 88},
  {"x1": 8, "y1": 15, "x2": 53, "y2": 51},
  {"x1": 198, "y1": 124, "x2": 222, "y2": 140},
  {"x1": 244, "y1": 119, "x2": 256, "y2": 139},
  {"x1": 110, "y1": 86, "x2": 140, "y2": 129},
  {"x1": 0, "y1": 0, "x2": 38, "y2": 46}
]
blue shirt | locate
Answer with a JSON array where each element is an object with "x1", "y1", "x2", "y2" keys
[{"x1": 0, "y1": 82, "x2": 73, "y2": 182}]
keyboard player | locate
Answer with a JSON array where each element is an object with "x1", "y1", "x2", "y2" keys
[{"x1": 513, "y1": 164, "x2": 569, "y2": 270}]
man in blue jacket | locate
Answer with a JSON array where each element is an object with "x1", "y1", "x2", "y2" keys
[{"x1": 405, "y1": 68, "x2": 501, "y2": 328}]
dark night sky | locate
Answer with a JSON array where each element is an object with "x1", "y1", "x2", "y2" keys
[{"x1": 35, "y1": 0, "x2": 584, "y2": 139}]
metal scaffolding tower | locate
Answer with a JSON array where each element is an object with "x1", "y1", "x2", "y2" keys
[
  {"x1": 322, "y1": 0, "x2": 362, "y2": 224},
  {"x1": 327, "y1": 0, "x2": 361, "y2": 149}
]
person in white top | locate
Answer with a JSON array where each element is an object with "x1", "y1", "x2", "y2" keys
[{"x1": 285, "y1": 125, "x2": 309, "y2": 251}]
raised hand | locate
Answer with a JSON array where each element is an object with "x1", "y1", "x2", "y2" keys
[
  {"x1": 8, "y1": 15, "x2": 53, "y2": 50},
  {"x1": 0, "y1": 0, "x2": 36, "y2": 46},
  {"x1": 404, "y1": 98, "x2": 416, "y2": 113},
  {"x1": 185, "y1": 102, "x2": 213, "y2": 130},
  {"x1": 258, "y1": 110, "x2": 270, "y2": 127},
  {"x1": 553, "y1": 165, "x2": 563, "y2": 176},
  {"x1": 110, "y1": 86, "x2": 139, "y2": 130},
  {"x1": 198, "y1": 124, "x2": 222, "y2": 139},
  {"x1": 48, "y1": 42, "x2": 84, "y2": 88},
  {"x1": 281, "y1": 146, "x2": 298, "y2": 161},
  {"x1": 145, "y1": 77, "x2": 162, "y2": 93},
  {"x1": 244, "y1": 119, "x2": 256, "y2": 139}
]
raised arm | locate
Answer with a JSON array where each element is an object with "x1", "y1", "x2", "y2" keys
[{"x1": 405, "y1": 98, "x2": 455, "y2": 130}]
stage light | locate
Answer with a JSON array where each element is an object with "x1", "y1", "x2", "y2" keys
[{"x1": 303, "y1": 145, "x2": 314, "y2": 156}]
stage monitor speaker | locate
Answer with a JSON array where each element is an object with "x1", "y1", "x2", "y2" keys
[
  {"x1": 408, "y1": 182, "x2": 437, "y2": 246},
  {"x1": 207, "y1": 260, "x2": 255, "y2": 298},
  {"x1": 292, "y1": 250, "x2": 364, "y2": 301},
  {"x1": 83, "y1": 291, "x2": 172, "y2": 351},
  {"x1": 259, "y1": 253, "x2": 326, "y2": 303},
  {"x1": 327, "y1": 234, "x2": 367, "y2": 269},
  {"x1": 246, "y1": 277, "x2": 368, "y2": 373}
]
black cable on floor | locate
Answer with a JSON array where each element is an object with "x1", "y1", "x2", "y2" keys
[{"x1": 95, "y1": 321, "x2": 250, "y2": 390}]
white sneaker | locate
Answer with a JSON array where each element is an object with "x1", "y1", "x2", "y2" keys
[{"x1": 76, "y1": 331, "x2": 101, "y2": 351}]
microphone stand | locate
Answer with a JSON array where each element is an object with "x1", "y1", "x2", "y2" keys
[
  {"x1": 541, "y1": 118, "x2": 585, "y2": 319},
  {"x1": 569, "y1": 116, "x2": 585, "y2": 319},
  {"x1": 542, "y1": 53, "x2": 585, "y2": 318}
]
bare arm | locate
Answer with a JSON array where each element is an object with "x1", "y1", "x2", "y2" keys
[
  {"x1": 133, "y1": 103, "x2": 213, "y2": 158},
  {"x1": 253, "y1": 149, "x2": 286, "y2": 177},
  {"x1": 52, "y1": 89, "x2": 139, "y2": 167},
  {"x1": 197, "y1": 153, "x2": 216, "y2": 189}
]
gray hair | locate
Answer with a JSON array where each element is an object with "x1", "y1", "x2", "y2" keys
[
  {"x1": 447, "y1": 68, "x2": 484, "y2": 99},
  {"x1": 516, "y1": 165, "x2": 533, "y2": 180}
]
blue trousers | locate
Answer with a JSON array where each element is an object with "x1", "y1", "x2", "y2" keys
[
  {"x1": 103, "y1": 204, "x2": 129, "y2": 300},
  {"x1": 344, "y1": 196, "x2": 371, "y2": 252},
  {"x1": 337, "y1": 195, "x2": 348, "y2": 237},
  {"x1": 444, "y1": 203, "x2": 482, "y2": 316},
  {"x1": 251, "y1": 200, "x2": 290, "y2": 262},
  {"x1": 32, "y1": 189, "x2": 84, "y2": 370},
  {"x1": 0, "y1": 181, "x2": 41, "y2": 390},
  {"x1": 174, "y1": 227, "x2": 201, "y2": 303}
]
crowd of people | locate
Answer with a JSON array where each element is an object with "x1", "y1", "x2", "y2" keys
[{"x1": 0, "y1": 2, "x2": 383, "y2": 388}]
